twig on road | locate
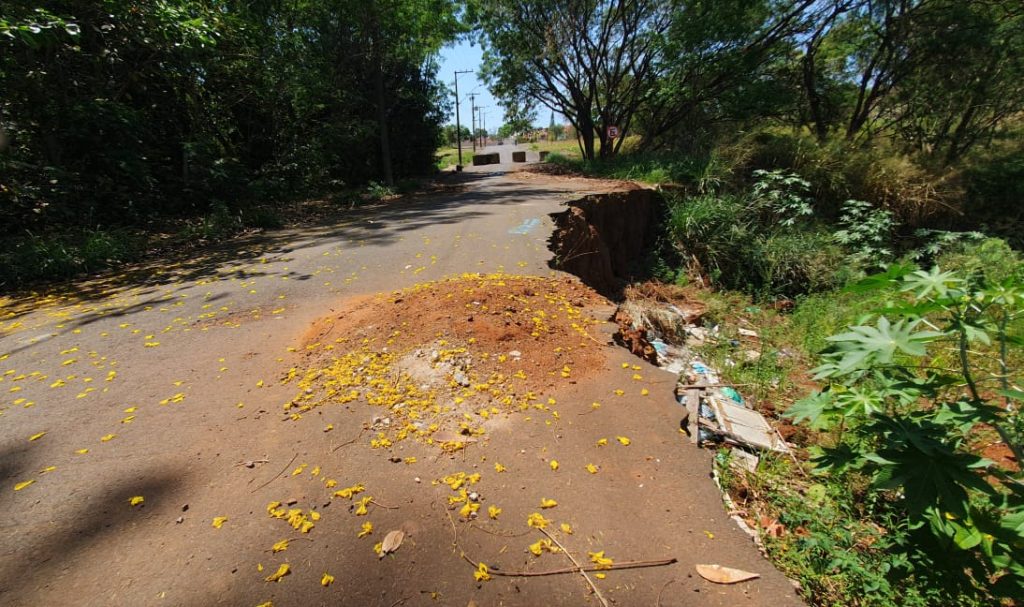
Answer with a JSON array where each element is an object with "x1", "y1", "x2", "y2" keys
[
  {"x1": 540, "y1": 526, "x2": 610, "y2": 607},
  {"x1": 249, "y1": 452, "x2": 297, "y2": 494}
]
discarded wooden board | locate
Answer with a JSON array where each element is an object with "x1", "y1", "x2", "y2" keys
[{"x1": 703, "y1": 395, "x2": 790, "y2": 453}]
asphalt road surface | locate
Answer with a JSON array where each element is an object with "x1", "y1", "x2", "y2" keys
[{"x1": 0, "y1": 150, "x2": 804, "y2": 607}]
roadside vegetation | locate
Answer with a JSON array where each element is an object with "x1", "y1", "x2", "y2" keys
[
  {"x1": 473, "y1": 0, "x2": 1024, "y2": 603},
  {"x1": 1, "y1": 1, "x2": 465, "y2": 289}
]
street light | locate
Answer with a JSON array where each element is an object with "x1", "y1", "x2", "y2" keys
[{"x1": 453, "y1": 70, "x2": 473, "y2": 171}]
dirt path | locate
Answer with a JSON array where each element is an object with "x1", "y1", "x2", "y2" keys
[{"x1": 0, "y1": 161, "x2": 804, "y2": 606}]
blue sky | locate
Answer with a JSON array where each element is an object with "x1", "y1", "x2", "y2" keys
[
  {"x1": 436, "y1": 39, "x2": 557, "y2": 130},
  {"x1": 436, "y1": 40, "x2": 502, "y2": 131}
]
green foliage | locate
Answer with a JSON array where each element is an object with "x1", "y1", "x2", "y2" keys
[
  {"x1": 833, "y1": 200, "x2": 896, "y2": 269},
  {"x1": 786, "y1": 266, "x2": 1024, "y2": 600},
  {"x1": 0, "y1": 229, "x2": 146, "y2": 287},
  {"x1": 0, "y1": 0, "x2": 462, "y2": 288}
]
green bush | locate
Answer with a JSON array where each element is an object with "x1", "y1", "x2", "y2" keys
[
  {"x1": 0, "y1": 228, "x2": 145, "y2": 288},
  {"x1": 787, "y1": 265, "x2": 1024, "y2": 601}
]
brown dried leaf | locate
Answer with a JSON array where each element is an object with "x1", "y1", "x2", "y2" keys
[
  {"x1": 379, "y1": 529, "x2": 404, "y2": 559},
  {"x1": 695, "y1": 564, "x2": 760, "y2": 584}
]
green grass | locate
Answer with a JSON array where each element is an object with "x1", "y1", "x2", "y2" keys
[
  {"x1": 434, "y1": 146, "x2": 473, "y2": 170},
  {"x1": 0, "y1": 228, "x2": 148, "y2": 288}
]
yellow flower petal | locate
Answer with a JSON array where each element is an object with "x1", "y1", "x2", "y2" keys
[
  {"x1": 549, "y1": 460, "x2": 559, "y2": 471},
  {"x1": 540, "y1": 497, "x2": 558, "y2": 509},
  {"x1": 560, "y1": 522, "x2": 574, "y2": 534},
  {"x1": 616, "y1": 436, "x2": 631, "y2": 446},
  {"x1": 212, "y1": 516, "x2": 228, "y2": 529},
  {"x1": 100, "y1": 434, "x2": 116, "y2": 442},
  {"x1": 28, "y1": 431, "x2": 46, "y2": 441},
  {"x1": 358, "y1": 522, "x2": 373, "y2": 538},
  {"x1": 129, "y1": 496, "x2": 144, "y2": 506},
  {"x1": 321, "y1": 572, "x2": 334, "y2": 587},
  {"x1": 474, "y1": 562, "x2": 491, "y2": 582},
  {"x1": 586, "y1": 463, "x2": 599, "y2": 474},
  {"x1": 264, "y1": 563, "x2": 289, "y2": 582},
  {"x1": 271, "y1": 540, "x2": 289, "y2": 553},
  {"x1": 527, "y1": 512, "x2": 551, "y2": 529},
  {"x1": 596, "y1": 438, "x2": 608, "y2": 446},
  {"x1": 488, "y1": 505, "x2": 502, "y2": 520},
  {"x1": 14, "y1": 480, "x2": 34, "y2": 491}
]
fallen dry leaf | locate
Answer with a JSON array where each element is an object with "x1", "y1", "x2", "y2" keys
[
  {"x1": 379, "y1": 529, "x2": 404, "y2": 559},
  {"x1": 695, "y1": 564, "x2": 760, "y2": 584}
]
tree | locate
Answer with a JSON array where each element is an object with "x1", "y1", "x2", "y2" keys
[{"x1": 478, "y1": 0, "x2": 670, "y2": 160}]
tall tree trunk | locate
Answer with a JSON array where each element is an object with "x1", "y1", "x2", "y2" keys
[
  {"x1": 373, "y1": 62, "x2": 394, "y2": 186},
  {"x1": 368, "y1": 8, "x2": 393, "y2": 186},
  {"x1": 802, "y1": 43, "x2": 828, "y2": 143}
]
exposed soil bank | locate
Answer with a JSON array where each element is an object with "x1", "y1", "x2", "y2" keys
[{"x1": 548, "y1": 186, "x2": 665, "y2": 298}]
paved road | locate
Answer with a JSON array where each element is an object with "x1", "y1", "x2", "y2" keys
[{"x1": 0, "y1": 156, "x2": 803, "y2": 606}]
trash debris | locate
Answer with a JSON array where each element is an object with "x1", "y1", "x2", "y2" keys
[
  {"x1": 695, "y1": 564, "x2": 760, "y2": 584},
  {"x1": 737, "y1": 328, "x2": 759, "y2": 338}
]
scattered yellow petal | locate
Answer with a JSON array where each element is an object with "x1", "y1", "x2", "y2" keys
[
  {"x1": 488, "y1": 505, "x2": 502, "y2": 520},
  {"x1": 540, "y1": 498, "x2": 558, "y2": 509},
  {"x1": 75, "y1": 448, "x2": 89, "y2": 454},
  {"x1": 271, "y1": 539, "x2": 289, "y2": 553},
  {"x1": 324, "y1": 424, "x2": 333, "y2": 432},
  {"x1": 474, "y1": 562, "x2": 491, "y2": 582},
  {"x1": 256, "y1": 380, "x2": 264, "y2": 388},
  {"x1": 527, "y1": 512, "x2": 551, "y2": 529},
  {"x1": 124, "y1": 407, "x2": 137, "y2": 413},
  {"x1": 212, "y1": 516, "x2": 228, "y2": 529},
  {"x1": 614, "y1": 389, "x2": 624, "y2": 396},
  {"x1": 355, "y1": 496, "x2": 372, "y2": 516},
  {"x1": 28, "y1": 431, "x2": 46, "y2": 441},
  {"x1": 704, "y1": 530, "x2": 715, "y2": 539},
  {"x1": 100, "y1": 434, "x2": 116, "y2": 442},
  {"x1": 264, "y1": 563, "x2": 289, "y2": 582},
  {"x1": 616, "y1": 436, "x2": 631, "y2": 446},
  {"x1": 494, "y1": 463, "x2": 506, "y2": 473},
  {"x1": 641, "y1": 388, "x2": 649, "y2": 396},
  {"x1": 549, "y1": 460, "x2": 559, "y2": 471},
  {"x1": 14, "y1": 480, "x2": 34, "y2": 491},
  {"x1": 621, "y1": 362, "x2": 630, "y2": 369},
  {"x1": 588, "y1": 550, "x2": 614, "y2": 569},
  {"x1": 358, "y1": 521, "x2": 373, "y2": 538},
  {"x1": 595, "y1": 573, "x2": 606, "y2": 579},
  {"x1": 320, "y1": 572, "x2": 334, "y2": 587},
  {"x1": 39, "y1": 466, "x2": 57, "y2": 474},
  {"x1": 586, "y1": 463, "x2": 599, "y2": 474},
  {"x1": 560, "y1": 522, "x2": 574, "y2": 534},
  {"x1": 596, "y1": 438, "x2": 608, "y2": 446},
  {"x1": 129, "y1": 496, "x2": 144, "y2": 506},
  {"x1": 291, "y1": 463, "x2": 308, "y2": 476}
]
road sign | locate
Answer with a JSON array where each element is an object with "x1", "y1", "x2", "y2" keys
[{"x1": 607, "y1": 125, "x2": 620, "y2": 139}]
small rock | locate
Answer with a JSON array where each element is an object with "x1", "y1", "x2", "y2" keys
[
  {"x1": 744, "y1": 350, "x2": 761, "y2": 363},
  {"x1": 414, "y1": 477, "x2": 421, "y2": 484},
  {"x1": 286, "y1": 498, "x2": 298, "y2": 506},
  {"x1": 453, "y1": 371, "x2": 470, "y2": 387},
  {"x1": 175, "y1": 516, "x2": 184, "y2": 524},
  {"x1": 508, "y1": 350, "x2": 522, "y2": 358}
]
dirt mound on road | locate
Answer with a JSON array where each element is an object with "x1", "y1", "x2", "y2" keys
[{"x1": 285, "y1": 273, "x2": 608, "y2": 450}]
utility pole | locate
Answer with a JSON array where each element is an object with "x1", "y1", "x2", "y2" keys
[
  {"x1": 468, "y1": 93, "x2": 478, "y2": 153},
  {"x1": 453, "y1": 70, "x2": 472, "y2": 171},
  {"x1": 476, "y1": 107, "x2": 490, "y2": 148}
]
